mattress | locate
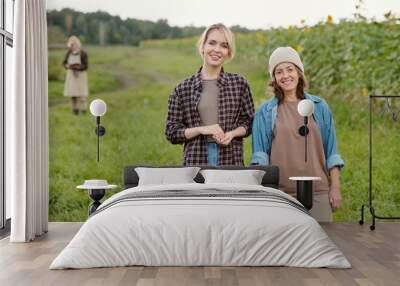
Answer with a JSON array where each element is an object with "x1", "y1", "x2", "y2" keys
[{"x1": 50, "y1": 183, "x2": 351, "y2": 269}]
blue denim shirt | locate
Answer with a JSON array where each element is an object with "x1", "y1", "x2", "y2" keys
[{"x1": 251, "y1": 93, "x2": 344, "y2": 170}]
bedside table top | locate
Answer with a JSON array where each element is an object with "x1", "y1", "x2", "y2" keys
[
  {"x1": 289, "y1": 176, "x2": 321, "y2": 181},
  {"x1": 77, "y1": 179, "x2": 117, "y2": 190}
]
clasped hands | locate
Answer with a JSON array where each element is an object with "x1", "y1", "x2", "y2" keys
[
  {"x1": 65, "y1": 63, "x2": 82, "y2": 70},
  {"x1": 200, "y1": 124, "x2": 234, "y2": 146}
]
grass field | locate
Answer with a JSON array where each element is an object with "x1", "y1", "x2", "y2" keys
[{"x1": 48, "y1": 32, "x2": 400, "y2": 222}]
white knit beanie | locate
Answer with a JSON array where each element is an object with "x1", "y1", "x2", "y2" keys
[{"x1": 268, "y1": 46, "x2": 304, "y2": 78}]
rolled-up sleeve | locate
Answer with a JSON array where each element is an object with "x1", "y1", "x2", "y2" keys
[
  {"x1": 79, "y1": 51, "x2": 88, "y2": 71},
  {"x1": 327, "y1": 154, "x2": 344, "y2": 170},
  {"x1": 236, "y1": 80, "x2": 255, "y2": 137},
  {"x1": 165, "y1": 88, "x2": 187, "y2": 144},
  {"x1": 250, "y1": 111, "x2": 270, "y2": 165},
  {"x1": 324, "y1": 104, "x2": 344, "y2": 170}
]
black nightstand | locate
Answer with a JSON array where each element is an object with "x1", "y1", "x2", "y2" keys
[
  {"x1": 77, "y1": 180, "x2": 117, "y2": 216},
  {"x1": 289, "y1": 176, "x2": 321, "y2": 210}
]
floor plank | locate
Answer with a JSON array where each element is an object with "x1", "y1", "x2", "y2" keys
[{"x1": 0, "y1": 222, "x2": 399, "y2": 286}]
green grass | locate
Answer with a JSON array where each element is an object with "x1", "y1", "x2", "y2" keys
[{"x1": 49, "y1": 33, "x2": 400, "y2": 222}]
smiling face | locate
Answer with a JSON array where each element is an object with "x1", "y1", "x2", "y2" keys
[
  {"x1": 70, "y1": 42, "x2": 80, "y2": 52},
  {"x1": 273, "y1": 62, "x2": 300, "y2": 95},
  {"x1": 202, "y1": 29, "x2": 230, "y2": 68},
  {"x1": 68, "y1": 36, "x2": 81, "y2": 53}
]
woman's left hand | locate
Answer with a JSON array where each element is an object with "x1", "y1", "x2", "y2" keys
[
  {"x1": 215, "y1": 131, "x2": 234, "y2": 146},
  {"x1": 70, "y1": 63, "x2": 82, "y2": 70},
  {"x1": 329, "y1": 186, "x2": 342, "y2": 209}
]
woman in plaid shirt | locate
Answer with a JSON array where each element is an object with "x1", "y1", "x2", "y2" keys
[{"x1": 165, "y1": 24, "x2": 254, "y2": 166}]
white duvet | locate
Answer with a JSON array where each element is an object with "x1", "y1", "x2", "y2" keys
[{"x1": 50, "y1": 183, "x2": 351, "y2": 269}]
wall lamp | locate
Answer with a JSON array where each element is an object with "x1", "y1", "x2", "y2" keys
[
  {"x1": 297, "y1": 99, "x2": 315, "y2": 162},
  {"x1": 89, "y1": 99, "x2": 107, "y2": 162}
]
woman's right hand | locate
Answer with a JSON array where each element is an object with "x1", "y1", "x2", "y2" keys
[
  {"x1": 201, "y1": 124, "x2": 225, "y2": 143},
  {"x1": 200, "y1": 124, "x2": 224, "y2": 136},
  {"x1": 184, "y1": 124, "x2": 224, "y2": 140}
]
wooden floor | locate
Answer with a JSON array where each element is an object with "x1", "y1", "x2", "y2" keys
[{"x1": 0, "y1": 222, "x2": 399, "y2": 286}]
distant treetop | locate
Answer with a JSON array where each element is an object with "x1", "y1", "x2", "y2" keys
[{"x1": 47, "y1": 8, "x2": 254, "y2": 46}]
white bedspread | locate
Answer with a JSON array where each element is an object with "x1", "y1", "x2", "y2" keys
[{"x1": 50, "y1": 183, "x2": 351, "y2": 269}]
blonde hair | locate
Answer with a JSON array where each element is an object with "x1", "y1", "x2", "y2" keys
[
  {"x1": 197, "y1": 23, "x2": 235, "y2": 60},
  {"x1": 67, "y1": 35, "x2": 81, "y2": 49}
]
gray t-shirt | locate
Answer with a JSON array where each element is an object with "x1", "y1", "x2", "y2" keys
[{"x1": 198, "y1": 79, "x2": 219, "y2": 126}]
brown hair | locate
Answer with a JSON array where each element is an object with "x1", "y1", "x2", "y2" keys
[{"x1": 269, "y1": 65, "x2": 308, "y2": 103}]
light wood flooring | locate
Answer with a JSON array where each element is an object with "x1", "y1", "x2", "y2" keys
[{"x1": 0, "y1": 222, "x2": 399, "y2": 286}]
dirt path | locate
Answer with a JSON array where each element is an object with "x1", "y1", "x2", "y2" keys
[{"x1": 49, "y1": 66, "x2": 135, "y2": 107}]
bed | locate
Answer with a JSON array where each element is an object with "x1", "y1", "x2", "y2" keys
[{"x1": 50, "y1": 165, "x2": 351, "y2": 269}]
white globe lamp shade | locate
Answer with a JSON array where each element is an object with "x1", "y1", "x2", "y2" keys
[
  {"x1": 297, "y1": 99, "x2": 314, "y2": 117},
  {"x1": 90, "y1": 99, "x2": 107, "y2": 117}
]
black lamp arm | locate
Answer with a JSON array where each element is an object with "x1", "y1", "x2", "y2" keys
[
  {"x1": 94, "y1": 116, "x2": 106, "y2": 162},
  {"x1": 304, "y1": 116, "x2": 308, "y2": 162}
]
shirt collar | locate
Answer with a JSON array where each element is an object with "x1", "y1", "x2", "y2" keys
[
  {"x1": 194, "y1": 66, "x2": 226, "y2": 90},
  {"x1": 304, "y1": 92, "x2": 322, "y2": 103},
  {"x1": 266, "y1": 92, "x2": 321, "y2": 111}
]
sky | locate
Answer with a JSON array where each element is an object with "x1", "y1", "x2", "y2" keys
[{"x1": 47, "y1": 0, "x2": 400, "y2": 29}]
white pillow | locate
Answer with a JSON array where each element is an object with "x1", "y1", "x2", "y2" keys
[
  {"x1": 200, "y1": 169, "x2": 266, "y2": 185},
  {"x1": 135, "y1": 167, "x2": 201, "y2": 186}
]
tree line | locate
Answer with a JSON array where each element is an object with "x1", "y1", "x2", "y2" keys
[{"x1": 47, "y1": 8, "x2": 253, "y2": 46}]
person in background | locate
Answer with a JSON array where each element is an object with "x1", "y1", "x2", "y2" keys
[
  {"x1": 251, "y1": 46, "x2": 344, "y2": 222},
  {"x1": 165, "y1": 23, "x2": 254, "y2": 166},
  {"x1": 63, "y1": 35, "x2": 89, "y2": 115}
]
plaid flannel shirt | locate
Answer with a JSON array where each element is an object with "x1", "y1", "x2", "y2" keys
[{"x1": 166, "y1": 68, "x2": 255, "y2": 166}]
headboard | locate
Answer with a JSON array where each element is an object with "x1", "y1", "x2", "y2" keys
[{"x1": 123, "y1": 165, "x2": 279, "y2": 189}]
